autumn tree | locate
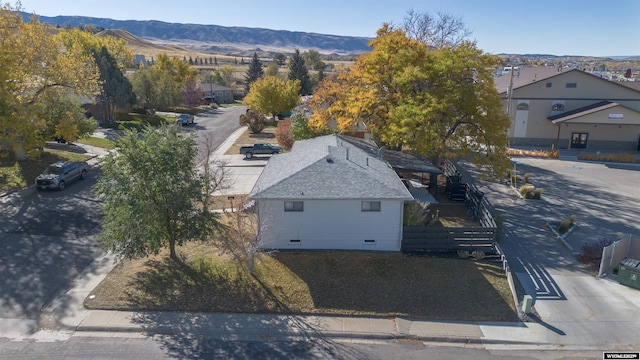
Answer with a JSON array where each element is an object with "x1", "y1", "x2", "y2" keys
[
  {"x1": 244, "y1": 52, "x2": 263, "y2": 92},
  {"x1": 0, "y1": 6, "x2": 99, "y2": 159},
  {"x1": 219, "y1": 65, "x2": 236, "y2": 87},
  {"x1": 182, "y1": 76, "x2": 204, "y2": 107},
  {"x1": 291, "y1": 112, "x2": 333, "y2": 140},
  {"x1": 58, "y1": 28, "x2": 133, "y2": 69},
  {"x1": 93, "y1": 125, "x2": 224, "y2": 261},
  {"x1": 58, "y1": 29, "x2": 135, "y2": 124},
  {"x1": 29, "y1": 95, "x2": 97, "y2": 144},
  {"x1": 288, "y1": 49, "x2": 312, "y2": 95},
  {"x1": 309, "y1": 25, "x2": 510, "y2": 177},
  {"x1": 265, "y1": 62, "x2": 280, "y2": 77},
  {"x1": 243, "y1": 76, "x2": 301, "y2": 121},
  {"x1": 130, "y1": 53, "x2": 197, "y2": 110},
  {"x1": 275, "y1": 118, "x2": 294, "y2": 150}
]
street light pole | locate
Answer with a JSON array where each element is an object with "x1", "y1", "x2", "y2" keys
[{"x1": 210, "y1": 73, "x2": 213, "y2": 105}]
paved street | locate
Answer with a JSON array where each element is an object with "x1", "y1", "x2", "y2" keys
[
  {"x1": 0, "y1": 170, "x2": 103, "y2": 321},
  {"x1": 459, "y1": 157, "x2": 640, "y2": 350}
]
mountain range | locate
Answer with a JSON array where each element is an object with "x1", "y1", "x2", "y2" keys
[{"x1": 20, "y1": 12, "x2": 372, "y2": 56}]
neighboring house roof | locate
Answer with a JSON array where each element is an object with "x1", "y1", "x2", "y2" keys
[
  {"x1": 497, "y1": 68, "x2": 640, "y2": 97},
  {"x1": 620, "y1": 81, "x2": 640, "y2": 92},
  {"x1": 494, "y1": 66, "x2": 571, "y2": 94},
  {"x1": 198, "y1": 83, "x2": 234, "y2": 91},
  {"x1": 337, "y1": 135, "x2": 442, "y2": 174},
  {"x1": 548, "y1": 101, "x2": 640, "y2": 124},
  {"x1": 249, "y1": 134, "x2": 413, "y2": 200}
]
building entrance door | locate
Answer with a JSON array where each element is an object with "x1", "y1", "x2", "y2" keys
[{"x1": 571, "y1": 132, "x2": 588, "y2": 149}]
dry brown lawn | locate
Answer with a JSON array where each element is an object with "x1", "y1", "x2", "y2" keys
[{"x1": 85, "y1": 243, "x2": 518, "y2": 321}]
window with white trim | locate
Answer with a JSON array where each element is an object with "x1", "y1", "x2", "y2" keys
[
  {"x1": 284, "y1": 201, "x2": 303, "y2": 212},
  {"x1": 361, "y1": 201, "x2": 381, "y2": 212}
]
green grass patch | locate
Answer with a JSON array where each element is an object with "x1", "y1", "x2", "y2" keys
[
  {"x1": 0, "y1": 149, "x2": 92, "y2": 193},
  {"x1": 85, "y1": 245, "x2": 518, "y2": 321},
  {"x1": 76, "y1": 136, "x2": 117, "y2": 150}
]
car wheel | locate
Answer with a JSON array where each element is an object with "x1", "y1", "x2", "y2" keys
[
  {"x1": 58, "y1": 181, "x2": 66, "y2": 191},
  {"x1": 80, "y1": 170, "x2": 87, "y2": 180},
  {"x1": 246, "y1": 152, "x2": 253, "y2": 159}
]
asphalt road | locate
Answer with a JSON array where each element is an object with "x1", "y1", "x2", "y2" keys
[
  {"x1": 0, "y1": 106, "x2": 246, "y2": 323},
  {"x1": 0, "y1": 335, "x2": 604, "y2": 360},
  {"x1": 184, "y1": 106, "x2": 245, "y2": 163},
  {"x1": 0, "y1": 170, "x2": 103, "y2": 320}
]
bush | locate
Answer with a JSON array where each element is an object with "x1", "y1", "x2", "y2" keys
[
  {"x1": 457, "y1": 250, "x2": 470, "y2": 259},
  {"x1": 577, "y1": 238, "x2": 614, "y2": 266},
  {"x1": 518, "y1": 184, "x2": 543, "y2": 199},
  {"x1": 558, "y1": 215, "x2": 576, "y2": 234},
  {"x1": 239, "y1": 109, "x2": 268, "y2": 134},
  {"x1": 403, "y1": 201, "x2": 429, "y2": 226},
  {"x1": 532, "y1": 188, "x2": 543, "y2": 199},
  {"x1": 523, "y1": 173, "x2": 531, "y2": 184},
  {"x1": 518, "y1": 184, "x2": 534, "y2": 196},
  {"x1": 275, "y1": 119, "x2": 294, "y2": 151},
  {"x1": 507, "y1": 148, "x2": 559, "y2": 158},
  {"x1": 578, "y1": 152, "x2": 638, "y2": 163},
  {"x1": 471, "y1": 250, "x2": 486, "y2": 261}
]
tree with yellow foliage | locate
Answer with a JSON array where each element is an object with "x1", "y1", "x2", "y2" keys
[
  {"x1": 243, "y1": 76, "x2": 300, "y2": 121},
  {"x1": 0, "y1": 5, "x2": 99, "y2": 159},
  {"x1": 309, "y1": 24, "x2": 510, "y2": 178}
]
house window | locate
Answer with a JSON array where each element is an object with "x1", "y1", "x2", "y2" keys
[
  {"x1": 284, "y1": 201, "x2": 303, "y2": 212},
  {"x1": 363, "y1": 239, "x2": 377, "y2": 245},
  {"x1": 551, "y1": 103, "x2": 565, "y2": 111},
  {"x1": 361, "y1": 201, "x2": 381, "y2": 212},
  {"x1": 546, "y1": 82, "x2": 552, "y2": 88},
  {"x1": 517, "y1": 103, "x2": 529, "y2": 110},
  {"x1": 566, "y1": 82, "x2": 577, "y2": 88}
]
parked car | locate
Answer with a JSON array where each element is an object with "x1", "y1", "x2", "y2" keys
[
  {"x1": 35, "y1": 161, "x2": 88, "y2": 191},
  {"x1": 176, "y1": 114, "x2": 195, "y2": 126},
  {"x1": 239, "y1": 143, "x2": 282, "y2": 159}
]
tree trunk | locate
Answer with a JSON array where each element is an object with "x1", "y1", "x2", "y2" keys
[{"x1": 169, "y1": 238, "x2": 177, "y2": 260}]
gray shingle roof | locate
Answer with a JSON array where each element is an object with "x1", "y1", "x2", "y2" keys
[{"x1": 249, "y1": 135, "x2": 413, "y2": 200}]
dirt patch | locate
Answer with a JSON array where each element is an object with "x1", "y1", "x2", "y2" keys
[{"x1": 224, "y1": 127, "x2": 278, "y2": 155}]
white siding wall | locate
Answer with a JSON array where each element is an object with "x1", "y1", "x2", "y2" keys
[{"x1": 257, "y1": 199, "x2": 404, "y2": 251}]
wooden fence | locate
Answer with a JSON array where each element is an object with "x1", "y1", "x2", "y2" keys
[
  {"x1": 402, "y1": 159, "x2": 497, "y2": 253},
  {"x1": 402, "y1": 226, "x2": 496, "y2": 253}
]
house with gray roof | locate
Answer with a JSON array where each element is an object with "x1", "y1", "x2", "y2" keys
[{"x1": 249, "y1": 134, "x2": 413, "y2": 251}]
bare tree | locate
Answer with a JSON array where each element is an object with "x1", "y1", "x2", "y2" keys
[
  {"x1": 218, "y1": 196, "x2": 272, "y2": 275},
  {"x1": 199, "y1": 130, "x2": 230, "y2": 212},
  {"x1": 399, "y1": 9, "x2": 472, "y2": 48}
]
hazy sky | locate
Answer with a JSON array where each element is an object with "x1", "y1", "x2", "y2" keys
[{"x1": 16, "y1": 0, "x2": 640, "y2": 57}]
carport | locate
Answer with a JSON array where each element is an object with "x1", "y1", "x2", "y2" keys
[{"x1": 383, "y1": 150, "x2": 442, "y2": 202}]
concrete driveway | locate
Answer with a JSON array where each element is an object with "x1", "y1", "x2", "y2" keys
[{"x1": 460, "y1": 157, "x2": 640, "y2": 349}]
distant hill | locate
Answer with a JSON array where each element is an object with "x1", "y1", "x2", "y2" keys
[{"x1": 21, "y1": 12, "x2": 372, "y2": 56}]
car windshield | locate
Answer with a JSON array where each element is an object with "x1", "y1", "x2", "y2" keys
[
  {"x1": 179, "y1": 114, "x2": 189, "y2": 120},
  {"x1": 43, "y1": 165, "x2": 62, "y2": 175}
]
